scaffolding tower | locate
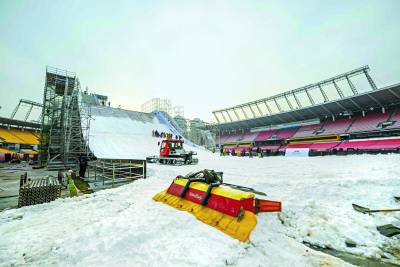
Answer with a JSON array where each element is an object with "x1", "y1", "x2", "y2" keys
[
  {"x1": 64, "y1": 87, "x2": 91, "y2": 166},
  {"x1": 39, "y1": 66, "x2": 90, "y2": 170}
]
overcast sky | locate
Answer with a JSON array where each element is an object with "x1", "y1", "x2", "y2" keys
[{"x1": 1, "y1": 0, "x2": 399, "y2": 122}]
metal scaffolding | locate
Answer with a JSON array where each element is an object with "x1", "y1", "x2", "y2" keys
[
  {"x1": 87, "y1": 159, "x2": 146, "y2": 188},
  {"x1": 39, "y1": 66, "x2": 90, "y2": 170},
  {"x1": 10, "y1": 99, "x2": 43, "y2": 123},
  {"x1": 64, "y1": 87, "x2": 91, "y2": 166}
]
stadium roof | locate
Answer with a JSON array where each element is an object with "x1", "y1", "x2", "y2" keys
[
  {"x1": 0, "y1": 116, "x2": 41, "y2": 130},
  {"x1": 211, "y1": 66, "x2": 400, "y2": 132}
]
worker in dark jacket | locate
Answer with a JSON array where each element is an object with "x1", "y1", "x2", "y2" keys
[
  {"x1": 78, "y1": 154, "x2": 88, "y2": 178},
  {"x1": 256, "y1": 146, "x2": 261, "y2": 157}
]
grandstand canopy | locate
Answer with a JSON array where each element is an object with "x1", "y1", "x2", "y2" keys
[
  {"x1": 211, "y1": 66, "x2": 400, "y2": 132},
  {"x1": 0, "y1": 116, "x2": 41, "y2": 130}
]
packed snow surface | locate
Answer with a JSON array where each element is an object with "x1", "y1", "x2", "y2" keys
[
  {"x1": 88, "y1": 107, "x2": 173, "y2": 159},
  {"x1": 1, "y1": 153, "x2": 400, "y2": 266}
]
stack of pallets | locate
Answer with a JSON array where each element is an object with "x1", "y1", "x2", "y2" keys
[{"x1": 18, "y1": 176, "x2": 62, "y2": 208}]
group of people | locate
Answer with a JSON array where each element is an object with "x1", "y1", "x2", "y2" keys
[
  {"x1": 100, "y1": 100, "x2": 110, "y2": 107},
  {"x1": 220, "y1": 145, "x2": 263, "y2": 157},
  {"x1": 152, "y1": 130, "x2": 183, "y2": 140}
]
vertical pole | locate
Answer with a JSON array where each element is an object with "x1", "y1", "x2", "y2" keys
[
  {"x1": 225, "y1": 111, "x2": 233, "y2": 122},
  {"x1": 248, "y1": 105, "x2": 257, "y2": 118},
  {"x1": 284, "y1": 95, "x2": 293, "y2": 110},
  {"x1": 264, "y1": 102, "x2": 272, "y2": 114},
  {"x1": 333, "y1": 80, "x2": 344, "y2": 98},
  {"x1": 144, "y1": 160, "x2": 147, "y2": 178},
  {"x1": 220, "y1": 111, "x2": 228, "y2": 123},
  {"x1": 255, "y1": 103, "x2": 263, "y2": 116},
  {"x1": 112, "y1": 162, "x2": 115, "y2": 188},
  {"x1": 240, "y1": 107, "x2": 248, "y2": 119},
  {"x1": 364, "y1": 69, "x2": 378, "y2": 90},
  {"x1": 319, "y1": 85, "x2": 329, "y2": 102},
  {"x1": 233, "y1": 109, "x2": 240, "y2": 120},
  {"x1": 305, "y1": 89, "x2": 315, "y2": 105},
  {"x1": 11, "y1": 101, "x2": 21, "y2": 119},
  {"x1": 38, "y1": 111, "x2": 43, "y2": 124},
  {"x1": 87, "y1": 158, "x2": 90, "y2": 179},
  {"x1": 24, "y1": 104, "x2": 34, "y2": 122},
  {"x1": 62, "y1": 76, "x2": 69, "y2": 166},
  {"x1": 273, "y1": 98, "x2": 282, "y2": 112},
  {"x1": 102, "y1": 161, "x2": 105, "y2": 186},
  {"x1": 293, "y1": 93, "x2": 302, "y2": 108},
  {"x1": 143, "y1": 160, "x2": 146, "y2": 179},
  {"x1": 346, "y1": 76, "x2": 358, "y2": 95}
]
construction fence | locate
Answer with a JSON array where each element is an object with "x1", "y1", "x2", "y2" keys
[{"x1": 87, "y1": 159, "x2": 146, "y2": 188}]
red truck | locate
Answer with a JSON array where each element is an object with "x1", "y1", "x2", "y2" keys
[{"x1": 146, "y1": 139, "x2": 198, "y2": 165}]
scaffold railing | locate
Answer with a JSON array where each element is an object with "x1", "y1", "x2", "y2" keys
[{"x1": 87, "y1": 159, "x2": 146, "y2": 188}]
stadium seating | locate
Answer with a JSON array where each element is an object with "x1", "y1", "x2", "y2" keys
[
  {"x1": 286, "y1": 143, "x2": 311, "y2": 149},
  {"x1": 347, "y1": 112, "x2": 389, "y2": 133},
  {"x1": 275, "y1": 127, "x2": 298, "y2": 139},
  {"x1": 224, "y1": 132, "x2": 244, "y2": 144},
  {"x1": 292, "y1": 123, "x2": 322, "y2": 138},
  {"x1": 0, "y1": 128, "x2": 39, "y2": 145},
  {"x1": 239, "y1": 131, "x2": 259, "y2": 142},
  {"x1": 337, "y1": 138, "x2": 400, "y2": 150},
  {"x1": 218, "y1": 134, "x2": 231, "y2": 144},
  {"x1": 0, "y1": 148, "x2": 14, "y2": 162},
  {"x1": 255, "y1": 129, "x2": 278, "y2": 141},
  {"x1": 309, "y1": 142, "x2": 341, "y2": 151},
  {"x1": 284, "y1": 139, "x2": 400, "y2": 152},
  {"x1": 279, "y1": 142, "x2": 340, "y2": 151},
  {"x1": 386, "y1": 110, "x2": 400, "y2": 129},
  {"x1": 9, "y1": 129, "x2": 39, "y2": 145},
  {"x1": 217, "y1": 108, "x2": 400, "y2": 156},
  {"x1": 320, "y1": 117, "x2": 353, "y2": 135},
  {"x1": 0, "y1": 128, "x2": 25, "y2": 144}
]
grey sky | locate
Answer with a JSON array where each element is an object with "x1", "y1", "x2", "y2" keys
[{"x1": 1, "y1": 0, "x2": 399, "y2": 122}]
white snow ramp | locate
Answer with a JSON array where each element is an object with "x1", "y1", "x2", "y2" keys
[{"x1": 88, "y1": 107, "x2": 173, "y2": 159}]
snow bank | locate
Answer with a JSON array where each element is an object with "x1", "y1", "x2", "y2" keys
[
  {"x1": 198, "y1": 153, "x2": 400, "y2": 264},
  {"x1": 1, "y1": 153, "x2": 400, "y2": 266}
]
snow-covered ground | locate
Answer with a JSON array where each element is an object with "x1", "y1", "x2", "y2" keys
[{"x1": 1, "y1": 152, "x2": 400, "y2": 266}]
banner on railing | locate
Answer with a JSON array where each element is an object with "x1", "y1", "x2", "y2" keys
[{"x1": 285, "y1": 148, "x2": 310, "y2": 157}]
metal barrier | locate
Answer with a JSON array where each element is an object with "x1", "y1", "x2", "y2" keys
[{"x1": 87, "y1": 159, "x2": 146, "y2": 188}]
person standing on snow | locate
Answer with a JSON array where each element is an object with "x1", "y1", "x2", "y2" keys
[
  {"x1": 78, "y1": 154, "x2": 88, "y2": 178},
  {"x1": 256, "y1": 146, "x2": 261, "y2": 157}
]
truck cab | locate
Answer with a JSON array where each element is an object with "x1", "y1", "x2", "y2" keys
[{"x1": 160, "y1": 139, "x2": 184, "y2": 157}]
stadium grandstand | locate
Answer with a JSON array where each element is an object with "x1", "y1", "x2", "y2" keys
[
  {"x1": 0, "y1": 107, "x2": 41, "y2": 162},
  {"x1": 210, "y1": 65, "x2": 400, "y2": 156}
]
